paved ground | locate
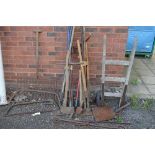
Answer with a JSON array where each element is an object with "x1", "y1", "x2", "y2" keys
[{"x1": 127, "y1": 56, "x2": 155, "y2": 99}]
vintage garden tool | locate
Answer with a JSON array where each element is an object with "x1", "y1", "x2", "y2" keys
[
  {"x1": 61, "y1": 27, "x2": 75, "y2": 98},
  {"x1": 92, "y1": 102, "x2": 131, "y2": 122},
  {"x1": 76, "y1": 69, "x2": 83, "y2": 114},
  {"x1": 75, "y1": 74, "x2": 80, "y2": 107},
  {"x1": 61, "y1": 65, "x2": 74, "y2": 114},
  {"x1": 85, "y1": 42, "x2": 90, "y2": 109},
  {"x1": 60, "y1": 27, "x2": 75, "y2": 114},
  {"x1": 69, "y1": 65, "x2": 73, "y2": 107},
  {"x1": 82, "y1": 27, "x2": 90, "y2": 110}
]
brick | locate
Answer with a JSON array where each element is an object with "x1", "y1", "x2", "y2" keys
[
  {"x1": 0, "y1": 32, "x2": 4, "y2": 36},
  {"x1": 55, "y1": 46, "x2": 66, "y2": 51},
  {"x1": 55, "y1": 42, "x2": 66, "y2": 47},
  {"x1": 25, "y1": 37, "x2": 35, "y2": 41},
  {"x1": 38, "y1": 26, "x2": 53, "y2": 31},
  {"x1": 115, "y1": 28, "x2": 128, "y2": 33},
  {"x1": 55, "y1": 38, "x2": 66, "y2": 42},
  {"x1": 4, "y1": 37, "x2": 25, "y2": 42},
  {"x1": 39, "y1": 41, "x2": 55, "y2": 46},
  {"x1": 4, "y1": 32, "x2": 17, "y2": 36},
  {"x1": 54, "y1": 26, "x2": 66, "y2": 32},
  {"x1": 5, "y1": 42, "x2": 18, "y2": 46},
  {"x1": 90, "y1": 43, "x2": 100, "y2": 48},
  {"x1": 86, "y1": 27, "x2": 97, "y2": 32},
  {"x1": 4, "y1": 64, "x2": 13, "y2": 68},
  {"x1": 43, "y1": 73, "x2": 57, "y2": 77},
  {"x1": 11, "y1": 26, "x2": 39, "y2": 31},
  {"x1": 48, "y1": 51, "x2": 57, "y2": 56},
  {"x1": 47, "y1": 32, "x2": 56, "y2": 37},
  {"x1": 0, "y1": 26, "x2": 10, "y2": 31},
  {"x1": 18, "y1": 42, "x2": 33, "y2": 46},
  {"x1": 56, "y1": 74, "x2": 63, "y2": 78},
  {"x1": 16, "y1": 64, "x2": 28, "y2": 68},
  {"x1": 100, "y1": 28, "x2": 113, "y2": 33},
  {"x1": 17, "y1": 31, "x2": 34, "y2": 37}
]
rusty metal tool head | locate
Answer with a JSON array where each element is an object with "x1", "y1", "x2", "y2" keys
[
  {"x1": 92, "y1": 101, "x2": 131, "y2": 122},
  {"x1": 92, "y1": 106, "x2": 115, "y2": 122}
]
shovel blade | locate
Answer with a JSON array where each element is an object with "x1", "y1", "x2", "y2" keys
[{"x1": 92, "y1": 106, "x2": 115, "y2": 122}]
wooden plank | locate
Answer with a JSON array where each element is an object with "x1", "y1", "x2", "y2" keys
[
  {"x1": 101, "y1": 35, "x2": 106, "y2": 84},
  {"x1": 104, "y1": 92, "x2": 122, "y2": 97},
  {"x1": 125, "y1": 38, "x2": 137, "y2": 85},
  {"x1": 61, "y1": 27, "x2": 75, "y2": 98},
  {"x1": 85, "y1": 42, "x2": 90, "y2": 108},
  {"x1": 79, "y1": 70, "x2": 83, "y2": 107},
  {"x1": 77, "y1": 40, "x2": 87, "y2": 92},
  {"x1": 101, "y1": 35, "x2": 106, "y2": 104},
  {"x1": 102, "y1": 77, "x2": 126, "y2": 82},
  {"x1": 105, "y1": 60, "x2": 129, "y2": 66},
  {"x1": 119, "y1": 38, "x2": 137, "y2": 107},
  {"x1": 62, "y1": 27, "x2": 75, "y2": 106},
  {"x1": 63, "y1": 68, "x2": 69, "y2": 107}
]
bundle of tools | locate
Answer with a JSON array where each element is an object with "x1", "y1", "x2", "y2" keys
[{"x1": 61, "y1": 26, "x2": 91, "y2": 114}]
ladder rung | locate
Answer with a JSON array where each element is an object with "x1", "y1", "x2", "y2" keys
[
  {"x1": 103, "y1": 77, "x2": 126, "y2": 82},
  {"x1": 104, "y1": 92, "x2": 122, "y2": 97},
  {"x1": 105, "y1": 60, "x2": 130, "y2": 66}
]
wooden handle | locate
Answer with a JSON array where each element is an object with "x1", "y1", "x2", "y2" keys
[{"x1": 77, "y1": 40, "x2": 87, "y2": 92}]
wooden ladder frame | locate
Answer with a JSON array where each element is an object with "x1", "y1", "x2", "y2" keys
[{"x1": 101, "y1": 35, "x2": 137, "y2": 107}]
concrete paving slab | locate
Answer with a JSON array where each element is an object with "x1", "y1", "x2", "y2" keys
[
  {"x1": 127, "y1": 84, "x2": 150, "y2": 96},
  {"x1": 141, "y1": 76, "x2": 155, "y2": 85},
  {"x1": 129, "y1": 69, "x2": 139, "y2": 78},
  {"x1": 127, "y1": 57, "x2": 155, "y2": 99},
  {"x1": 143, "y1": 59, "x2": 155, "y2": 64},
  {"x1": 135, "y1": 69, "x2": 154, "y2": 76},
  {"x1": 146, "y1": 85, "x2": 155, "y2": 94},
  {"x1": 129, "y1": 75, "x2": 142, "y2": 85},
  {"x1": 142, "y1": 59, "x2": 155, "y2": 70},
  {"x1": 134, "y1": 64, "x2": 149, "y2": 71},
  {"x1": 152, "y1": 69, "x2": 155, "y2": 74},
  {"x1": 133, "y1": 59, "x2": 148, "y2": 69},
  {"x1": 146, "y1": 64, "x2": 155, "y2": 70},
  {"x1": 128, "y1": 69, "x2": 142, "y2": 85}
]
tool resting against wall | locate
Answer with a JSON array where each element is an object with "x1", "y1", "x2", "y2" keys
[{"x1": 60, "y1": 26, "x2": 91, "y2": 114}]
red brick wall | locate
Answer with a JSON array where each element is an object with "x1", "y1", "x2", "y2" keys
[{"x1": 0, "y1": 26, "x2": 128, "y2": 88}]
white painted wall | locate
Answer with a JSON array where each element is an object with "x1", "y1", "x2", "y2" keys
[{"x1": 0, "y1": 42, "x2": 7, "y2": 105}]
